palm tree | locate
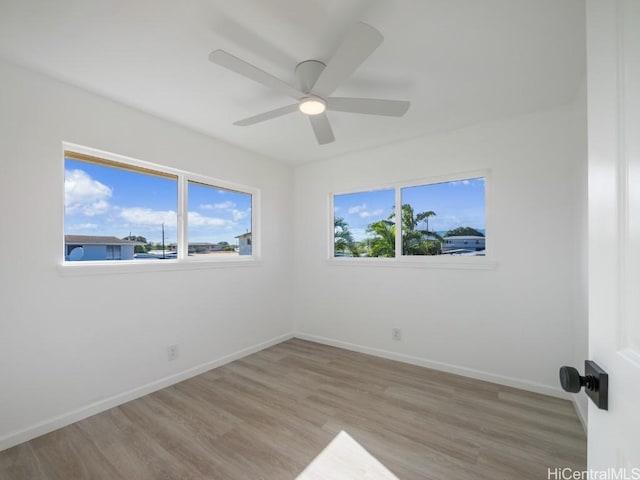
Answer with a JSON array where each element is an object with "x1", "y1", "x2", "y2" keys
[
  {"x1": 366, "y1": 219, "x2": 395, "y2": 257},
  {"x1": 398, "y1": 205, "x2": 441, "y2": 255},
  {"x1": 334, "y1": 216, "x2": 357, "y2": 256},
  {"x1": 366, "y1": 205, "x2": 442, "y2": 257}
]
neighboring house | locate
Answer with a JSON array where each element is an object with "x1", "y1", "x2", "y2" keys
[
  {"x1": 235, "y1": 232, "x2": 252, "y2": 256},
  {"x1": 65, "y1": 235, "x2": 144, "y2": 261},
  {"x1": 441, "y1": 235, "x2": 485, "y2": 254},
  {"x1": 187, "y1": 242, "x2": 221, "y2": 254}
]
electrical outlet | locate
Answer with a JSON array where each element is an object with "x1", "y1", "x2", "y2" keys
[
  {"x1": 167, "y1": 344, "x2": 178, "y2": 361},
  {"x1": 392, "y1": 328, "x2": 402, "y2": 341}
]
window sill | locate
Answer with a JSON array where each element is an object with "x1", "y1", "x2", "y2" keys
[
  {"x1": 58, "y1": 257, "x2": 261, "y2": 276},
  {"x1": 327, "y1": 257, "x2": 497, "y2": 270}
]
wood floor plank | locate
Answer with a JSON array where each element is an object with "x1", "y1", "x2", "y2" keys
[
  {"x1": 0, "y1": 442, "x2": 50, "y2": 480},
  {"x1": 74, "y1": 407, "x2": 203, "y2": 480},
  {"x1": 0, "y1": 338, "x2": 586, "y2": 479},
  {"x1": 28, "y1": 424, "x2": 125, "y2": 480}
]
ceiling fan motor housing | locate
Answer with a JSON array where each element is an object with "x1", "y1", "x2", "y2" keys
[{"x1": 295, "y1": 60, "x2": 326, "y2": 93}]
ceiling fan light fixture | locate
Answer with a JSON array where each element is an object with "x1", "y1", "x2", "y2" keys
[{"x1": 299, "y1": 97, "x2": 326, "y2": 115}]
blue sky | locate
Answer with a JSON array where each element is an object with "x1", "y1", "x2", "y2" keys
[
  {"x1": 334, "y1": 189, "x2": 395, "y2": 241},
  {"x1": 334, "y1": 178, "x2": 485, "y2": 241},
  {"x1": 64, "y1": 159, "x2": 252, "y2": 244}
]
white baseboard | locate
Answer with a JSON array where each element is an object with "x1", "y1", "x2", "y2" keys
[
  {"x1": 1, "y1": 332, "x2": 580, "y2": 453},
  {"x1": 295, "y1": 332, "x2": 571, "y2": 400},
  {"x1": 0, "y1": 332, "x2": 294, "y2": 452},
  {"x1": 572, "y1": 395, "x2": 588, "y2": 434}
]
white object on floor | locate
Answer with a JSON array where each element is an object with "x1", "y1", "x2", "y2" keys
[{"x1": 296, "y1": 431, "x2": 399, "y2": 479}]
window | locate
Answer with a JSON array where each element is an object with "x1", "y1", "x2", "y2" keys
[
  {"x1": 333, "y1": 189, "x2": 395, "y2": 257},
  {"x1": 332, "y1": 174, "x2": 487, "y2": 262},
  {"x1": 401, "y1": 177, "x2": 485, "y2": 256},
  {"x1": 63, "y1": 148, "x2": 257, "y2": 264},
  {"x1": 187, "y1": 181, "x2": 252, "y2": 257}
]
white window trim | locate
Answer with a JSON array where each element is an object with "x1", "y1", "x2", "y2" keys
[
  {"x1": 328, "y1": 169, "x2": 496, "y2": 270},
  {"x1": 60, "y1": 142, "x2": 260, "y2": 275}
]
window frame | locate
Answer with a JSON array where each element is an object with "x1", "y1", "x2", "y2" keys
[
  {"x1": 60, "y1": 143, "x2": 260, "y2": 274},
  {"x1": 328, "y1": 169, "x2": 495, "y2": 270}
]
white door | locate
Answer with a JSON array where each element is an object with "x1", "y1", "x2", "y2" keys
[{"x1": 587, "y1": 0, "x2": 640, "y2": 472}]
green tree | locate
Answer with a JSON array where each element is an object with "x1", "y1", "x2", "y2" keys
[
  {"x1": 218, "y1": 241, "x2": 236, "y2": 251},
  {"x1": 334, "y1": 216, "x2": 359, "y2": 256},
  {"x1": 123, "y1": 235, "x2": 149, "y2": 253},
  {"x1": 398, "y1": 205, "x2": 441, "y2": 255},
  {"x1": 391, "y1": 204, "x2": 442, "y2": 255},
  {"x1": 221, "y1": 242, "x2": 237, "y2": 251},
  {"x1": 349, "y1": 242, "x2": 365, "y2": 258},
  {"x1": 366, "y1": 205, "x2": 445, "y2": 257},
  {"x1": 366, "y1": 219, "x2": 396, "y2": 257},
  {"x1": 444, "y1": 226, "x2": 484, "y2": 237}
]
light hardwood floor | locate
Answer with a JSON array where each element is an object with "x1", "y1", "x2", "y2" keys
[{"x1": 0, "y1": 339, "x2": 586, "y2": 479}]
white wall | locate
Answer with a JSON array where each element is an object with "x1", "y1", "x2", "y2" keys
[
  {"x1": 0, "y1": 55, "x2": 589, "y2": 451},
  {"x1": 292, "y1": 104, "x2": 587, "y2": 398},
  {"x1": 0, "y1": 60, "x2": 293, "y2": 450}
]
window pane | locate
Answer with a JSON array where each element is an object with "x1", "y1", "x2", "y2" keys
[
  {"x1": 64, "y1": 156, "x2": 178, "y2": 261},
  {"x1": 187, "y1": 182, "x2": 252, "y2": 257},
  {"x1": 333, "y1": 189, "x2": 395, "y2": 258},
  {"x1": 400, "y1": 178, "x2": 485, "y2": 256}
]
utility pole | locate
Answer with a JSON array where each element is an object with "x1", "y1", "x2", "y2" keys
[{"x1": 162, "y1": 223, "x2": 165, "y2": 259}]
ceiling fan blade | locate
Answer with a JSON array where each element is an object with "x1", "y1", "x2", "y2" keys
[
  {"x1": 233, "y1": 104, "x2": 299, "y2": 126},
  {"x1": 209, "y1": 50, "x2": 303, "y2": 100},
  {"x1": 327, "y1": 97, "x2": 410, "y2": 116},
  {"x1": 308, "y1": 113, "x2": 335, "y2": 145},
  {"x1": 311, "y1": 22, "x2": 384, "y2": 97}
]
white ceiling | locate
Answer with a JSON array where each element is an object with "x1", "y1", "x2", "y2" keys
[{"x1": 0, "y1": 0, "x2": 585, "y2": 165}]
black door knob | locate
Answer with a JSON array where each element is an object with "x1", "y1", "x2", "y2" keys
[
  {"x1": 559, "y1": 366, "x2": 588, "y2": 393},
  {"x1": 559, "y1": 361, "x2": 609, "y2": 410}
]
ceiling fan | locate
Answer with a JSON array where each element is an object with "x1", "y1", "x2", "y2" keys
[{"x1": 208, "y1": 22, "x2": 410, "y2": 145}]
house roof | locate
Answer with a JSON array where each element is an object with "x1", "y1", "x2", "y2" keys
[
  {"x1": 65, "y1": 235, "x2": 144, "y2": 245},
  {"x1": 235, "y1": 233, "x2": 252, "y2": 239}
]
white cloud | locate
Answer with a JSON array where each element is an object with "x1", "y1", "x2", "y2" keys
[
  {"x1": 348, "y1": 204, "x2": 366, "y2": 214},
  {"x1": 347, "y1": 204, "x2": 383, "y2": 219},
  {"x1": 65, "y1": 169, "x2": 112, "y2": 216},
  {"x1": 359, "y1": 209, "x2": 383, "y2": 218},
  {"x1": 188, "y1": 211, "x2": 233, "y2": 227},
  {"x1": 200, "y1": 201, "x2": 236, "y2": 211},
  {"x1": 450, "y1": 179, "x2": 472, "y2": 186},
  {"x1": 231, "y1": 208, "x2": 250, "y2": 221},
  {"x1": 66, "y1": 222, "x2": 98, "y2": 231},
  {"x1": 119, "y1": 207, "x2": 177, "y2": 226}
]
